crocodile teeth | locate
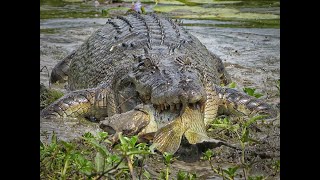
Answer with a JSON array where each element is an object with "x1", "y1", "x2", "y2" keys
[
  {"x1": 175, "y1": 103, "x2": 181, "y2": 111},
  {"x1": 155, "y1": 105, "x2": 161, "y2": 112},
  {"x1": 164, "y1": 103, "x2": 168, "y2": 110},
  {"x1": 170, "y1": 104, "x2": 175, "y2": 111},
  {"x1": 160, "y1": 104, "x2": 164, "y2": 111}
]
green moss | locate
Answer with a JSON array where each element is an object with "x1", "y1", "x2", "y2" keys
[
  {"x1": 158, "y1": 0, "x2": 185, "y2": 5},
  {"x1": 40, "y1": 0, "x2": 67, "y2": 6},
  {"x1": 217, "y1": 0, "x2": 280, "y2": 8},
  {"x1": 174, "y1": 0, "x2": 199, "y2": 6},
  {"x1": 161, "y1": 0, "x2": 279, "y2": 7},
  {"x1": 182, "y1": 18, "x2": 279, "y2": 28},
  {"x1": 103, "y1": 6, "x2": 131, "y2": 15},
  {"x1": 40, "y1": 9, "x2": 99, "y2": 19},
  {"x1": 215, "y1": 18, "x2": 280, "y2": 28},
  {"x1": 40, "y1": 28, "x2": 58, "y2": 34},
  {"x1": 175, "y1": 13, "x2": 279, "y2": 20},
  {"x1": 154, "y1": 5, "x2": 279, "y2": 20}
]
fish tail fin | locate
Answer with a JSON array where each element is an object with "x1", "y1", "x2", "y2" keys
[
  {"x1": 153, "y1": 120, "x2": 185, "y2": 154},
  {"x1": 183, "y1": 106, "x2": 208, "y2": 144},
  {"x1": 184, "y1": 130, "x2": 210, "y2": 144}
]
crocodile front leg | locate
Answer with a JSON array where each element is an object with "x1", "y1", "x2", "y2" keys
[
  {"x1": 40, "y1": 85, "x2": 118, "y2": 120},
  {"x1": 203, "y1": 83, "x2": 277, "y2": 125}
]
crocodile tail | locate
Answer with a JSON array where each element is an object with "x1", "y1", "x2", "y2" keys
[{"x1": 215, "y1": 85, "x2": 277, "y2": 118}]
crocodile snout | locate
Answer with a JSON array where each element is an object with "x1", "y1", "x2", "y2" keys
[{"x1": 150, "y1": 82, "x2": 206, "y2": 115}]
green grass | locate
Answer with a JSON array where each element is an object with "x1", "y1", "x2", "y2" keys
[
  {"x1": 40, "y1": 85, "x2": 64, "y2": 110},
  {"x1": 40, "y1": 132, "x2": 198, "y2": 179},
  {"x1": 40, "y1": 9, "x2": 100, "y2": 19},
  {"x1": 40, "y1": 28, "x2": 59, "y2": 34}
]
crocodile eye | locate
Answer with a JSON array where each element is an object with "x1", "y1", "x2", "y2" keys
[
  {"x1": 137, "y1": 61, "x2": 145, "y2": 70},
  {"x1": 144, "y1": 58, "x2": 152, "y2": 67},
  {"x1": 137, "y1": 61, "x2": 145, "y2": 68}
]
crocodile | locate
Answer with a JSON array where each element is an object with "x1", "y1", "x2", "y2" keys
[{"x1": 40, "y1": 12, "x2": 276, "y2": 154}]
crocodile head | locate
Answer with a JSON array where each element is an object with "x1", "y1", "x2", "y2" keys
[{"x1": 128, "y1": 48, "x2": 206, "y2": 115}]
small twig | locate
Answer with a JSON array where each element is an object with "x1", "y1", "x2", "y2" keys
[
  {"x1": 209, "y1": 160, "x2": 232, "y2": 180},
  {"x1": 243, "y1": 168, "x2": 247, "y2": 180},
  {"x1": 138, "y1": 156, "x2": 145, "y2": 180},
  {"x1": 219, "y1": 141, "x2": 242, "y2": 151},
  {"x1": 127, "y1": 156, "x2": 136, "y2": 180},
  {"x1": 96, "y1": 157, "x2": 124, "y2": 180}
]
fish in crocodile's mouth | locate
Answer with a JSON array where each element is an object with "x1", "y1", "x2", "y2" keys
[
  {"x1": 150, "y1": 104, "x2": 210, "y2": 154},
  {"x1": 100, "y1": 102, "x2": 210, "y2": 154}
]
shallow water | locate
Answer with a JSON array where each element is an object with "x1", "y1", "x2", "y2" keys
[{"x1": 40, "y1": 0, "x2": 279, "y2": 179}]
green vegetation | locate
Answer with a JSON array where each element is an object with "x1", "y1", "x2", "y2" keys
[
  {"x1": 41, "y1": 108, "x2": 279, "y2": 179},
  {"x1": 209, "y1": 18, "x2": 279, "y2": 28},
  {"x1": 41, "y1": 132, "x2": 204, "y2": 179},
  {"x1": 153, "y1": 5, "x2": 279, "y2": 28},
  {"x1": 101, "y1": 6, "x2": 131, "y2": 16},
  {"x1": 40, "y1": 9, "x2": 99, "y2": 19},
  {"x1": 206, "y1": 114, "x2": 274, "y2": 179},
  {"x1": 243, "y1": 87, "x2": 263, "y2": 98},
  {"x1": 40, "y1": 84, "x2": 64, "y2": 110},
  {"x1": 41, "y1": 132, "x2": 153, "y2": 179},
  {"x1": 40, "y1": 28, "x2": 59, "y2": 34}
]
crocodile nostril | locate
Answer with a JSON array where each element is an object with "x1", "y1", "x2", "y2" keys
[{"x1": 188, "y1": 90, "x2": 206, "y2": 104}]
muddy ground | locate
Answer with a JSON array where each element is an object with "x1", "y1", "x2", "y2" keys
[{"x1": 40, "y1": 0, "x2": 279, "y2": 179}]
